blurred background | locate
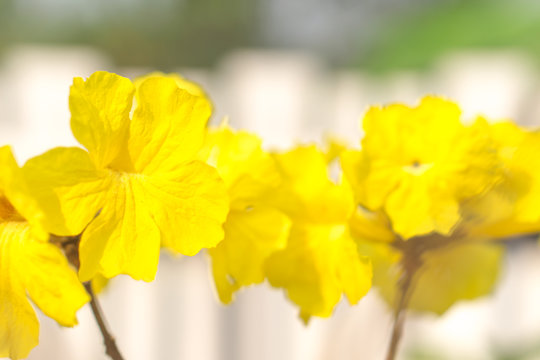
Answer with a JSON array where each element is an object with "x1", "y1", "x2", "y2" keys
[{"x1": 3, "y1": 0, "x2": 540, "y2": 359}]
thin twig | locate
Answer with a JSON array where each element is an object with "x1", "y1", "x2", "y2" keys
[
  {"x1": 384, "y1": 265, "x2": 416, "y2": 360},
  {"x1": 56, "y1": 234, "x2": 125, "y2": 360},
  {"x1": 83, "y1": 283, "x2": 125, "y2": 360}
]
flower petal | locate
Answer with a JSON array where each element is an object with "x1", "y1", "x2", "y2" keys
[
  {"x1": 0, "y1": 146, "x2": 47, "y2": 240},
  {"x1": 134, "y1": 72, "x2": 210, "y2": 100},
  {"x1": 362, "y1": 97, "x2": 462, "y2": 164},
  {"x1": 271, "y1": 146, "x2": 354, "y2": 223},
  {"x1": 0, "y1": 245, "x2": 38, "y2": 360},
  {"x1": 348, "y1": 206, "x2": 395, "y2": 244},
  {"x1": 358, "y1": 240, "x2": 503, "y2": 315},
  {"x1": 129, "y1": 77, "x2": 212, "y2": 174},
  {"x1": 0, "y1": 222, "x2": 88, "y2": 359},
  {"x1": 209, "y1": 206, "x2": 290, "y2": 303},
  {"x1": 141, "y1": 160, "x2": 228, "y2": 256},
  {"x1": 23, "y1": 147, "x2": 111, "y2": 236},
  {"x1": 70, "y1": 71, "x2": 134, "y2": 168},
  {"x1": 201, "y1": 126, "x2": 280, "y2": 200},
  {"x1": 410, "y1": 242, "x2": 503, "y2": 314},
  {"x1": 78, "y1": 175, "x2": 161, "y2": 282},
  {"x1": 385, "y1": 174, "x2": 460, "y2": 239},
  {"x1": 265, "y1": 224, "x2": 371, "y2": 320}
]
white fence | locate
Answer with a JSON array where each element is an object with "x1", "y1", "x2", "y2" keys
[{"x1": 2, "y1": 45, "x2": 540, "y2": 360}]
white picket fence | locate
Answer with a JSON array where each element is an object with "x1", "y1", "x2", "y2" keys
[{"x1": 2, "y1": 45, "x2": 540, "y2": 360}]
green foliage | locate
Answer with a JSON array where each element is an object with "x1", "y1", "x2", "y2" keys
[{"x1": 358, "y1": 0, "x2": 540, "y2": 72}]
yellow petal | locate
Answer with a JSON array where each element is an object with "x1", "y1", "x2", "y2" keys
[
  {"x1": 323, "y1": 135, "x2": 349, "y2": 164},
  {"x1": 90, "y1": 273, "x2": 110, "y2": 294},
  {"x1": 0, "y1": 222, "x2": 88, "y2": 359},
  {"x1": 21, "y1": 231, "x2": 89, "y2": 326},
  {"x1": 362, "y1": 97, "x2": 462, "y2": 170},
  {"x1": 462, "y1": 126, "x2": 540, "y2": 238},
  {"x1": 359, "y1": 240, "x2": 503, "y2": 315},
  {"x1": 410, "y1": 242, "x2": 503, "y2": 314},
  {"x1": 508, "y1": 131, "x2": 540, "y2": 222},
  {"x1": 385, "y1": 174, "x2": 460, "y2": 239},
  {"x1": 140, "y1": 160, "x2": 229, "y2": 256},
  {"x1": 78, "y1": 174, "x2": 161, "y2": 282},
  {"x1": 70, "y1": 71, "x2": 134, "y2": 168},
  {"x1": 340, "y1": 150, "x2": 372, "y2": 206},
  {"x1": 265, "y1": 224, "x2": 371, "y2": 319},
  {"x1": 0, "y1": 146, "x2": 47, "y2": 240},
  {"x1": 209, "y1": 205, "x2": 290, "y2": 303},
  {"x1": 348, "y1": 206, "x2": 395, "y2": 244},
  {"x1": 134, "y1": 72, "x2": 210, "y2": 100},
  {"x1": 271, "y1": 146, "x2": 354, "y2": 223},
  {"x1": 273, "y1": 145, "x2": 329, "y2": 196},
  {"x1": 0, "y1": 255, "x2": 38, "y2": 359},
  {"x1": 201, "y1": 126, "x2": 279, "y2": 195},
  {"x1": 23, "y1": 147, "x2": 111, "y2": 236},
  {"x1": 129, "y1": 77, "x2": 212, "y2": 174}
]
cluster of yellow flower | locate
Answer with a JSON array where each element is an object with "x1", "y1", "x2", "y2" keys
[{"x1": 2, "y1": 71, "x2": 540, "y2": 359}]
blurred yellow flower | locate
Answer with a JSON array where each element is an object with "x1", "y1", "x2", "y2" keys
[
  {"x1": 264, "y1": 145, "x2": 372, "y2": 322},
  {"x1": 342, "y1": 97, "x2": 540, "y2": 314},
  {"x1": 354, "y1": 222, "x2": 503, "y2": 315},
  {"x1": 0, "y1": 146, "x2": 88, "y2": 360},
  {"x1": 342, "y1": 97, "x2": 502, "y2": 239},
  {"x1": 200, "y1": 124, "x2": 290, "y2": 303},
  {"x1": 23, "y1": 71, "x2": 229, "y2": 282}
]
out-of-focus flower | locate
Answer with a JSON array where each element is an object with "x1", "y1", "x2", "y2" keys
[
  {"x1": 342, "y1": 97, "x2": 540, "y2": 314},
  {"x1": 342, "y1": 96, "x2": 502, "y2": 239},
  {"x1": 264, "y1": 145, "x2": 372, "y2": 322},
  {"x1": 0, "y1": 146, "x2": 88, "y2": 360},
  {"x1": 200, "y1": 124, "x2": 290, "y2": 303},
  {"x1": 354, "y1": 216, "x2": 504, "y2": 315},
  {"x1": 23, "y1": 71, "x2": 229, "y2": 282}
]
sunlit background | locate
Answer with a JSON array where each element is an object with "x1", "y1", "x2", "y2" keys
[{"x1": 3, "y1": 0, "x2": 540, "y2": 359}]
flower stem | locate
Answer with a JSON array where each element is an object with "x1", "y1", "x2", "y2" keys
[
  {"x1": 384, "y1": 268, "x2": 414, "y2": 360},
  {"x1": 83, "y1": 282, "x2": 125, "y2": 360},
  {"x1": 56, "y1": 235, "x2": 125, "y2": 360},
  {"x1": 385, "y1": 246, "x2": 421, "y2": 360}
]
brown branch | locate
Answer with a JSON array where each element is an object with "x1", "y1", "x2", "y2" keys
[
  {"x1": 83, "y1": 283, "x2": 125, "y2": 360},
  {"x1": 385, "y1": 237, "x2": 428, "y2": 360},
  {"x1": 384, "y1": 264, "x2": 416, "y2": 360},
  {"x1": 56, "y1": 234, "x2": 125, "y2": 360},
  {"x1": 384, "y1": 232, "x2": 462, "y2": 360}
]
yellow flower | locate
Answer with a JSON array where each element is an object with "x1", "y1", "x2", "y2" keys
[
  {"x1": 0, "y1": 146, "x2": 88, "y2": 360},
  {"x1": 352, "y1": 208, "x2": 505, "y2": 315},
  {"x1": 342, "y1": 98, "x2": 540, "y2": 314},
  {"x1": 356, "y1": 234, "x2": 503, "y2": 315},
  {"x1": 23, "y1": 71, "x2": 229, "y2": 282},
  {"x1": 467, "y1": 124, "x2": 540, "y2": 237},
  {"x1": 200, "y1": 125, "x2": 290, "y2": 303},
  {"x1": 264, "y1": 145, "x2": 372, "y2": 322},
  {"x1": 342, "y1": 97, "x2": 502, "y2": 239}
]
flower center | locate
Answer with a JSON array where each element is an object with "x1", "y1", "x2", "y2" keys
[
  {"x1": 0, "y1": 196, "x2": 24, "y2": 222},
  {"x1": 403, "y1": 160, "x2": 433, "y2": 175}
]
